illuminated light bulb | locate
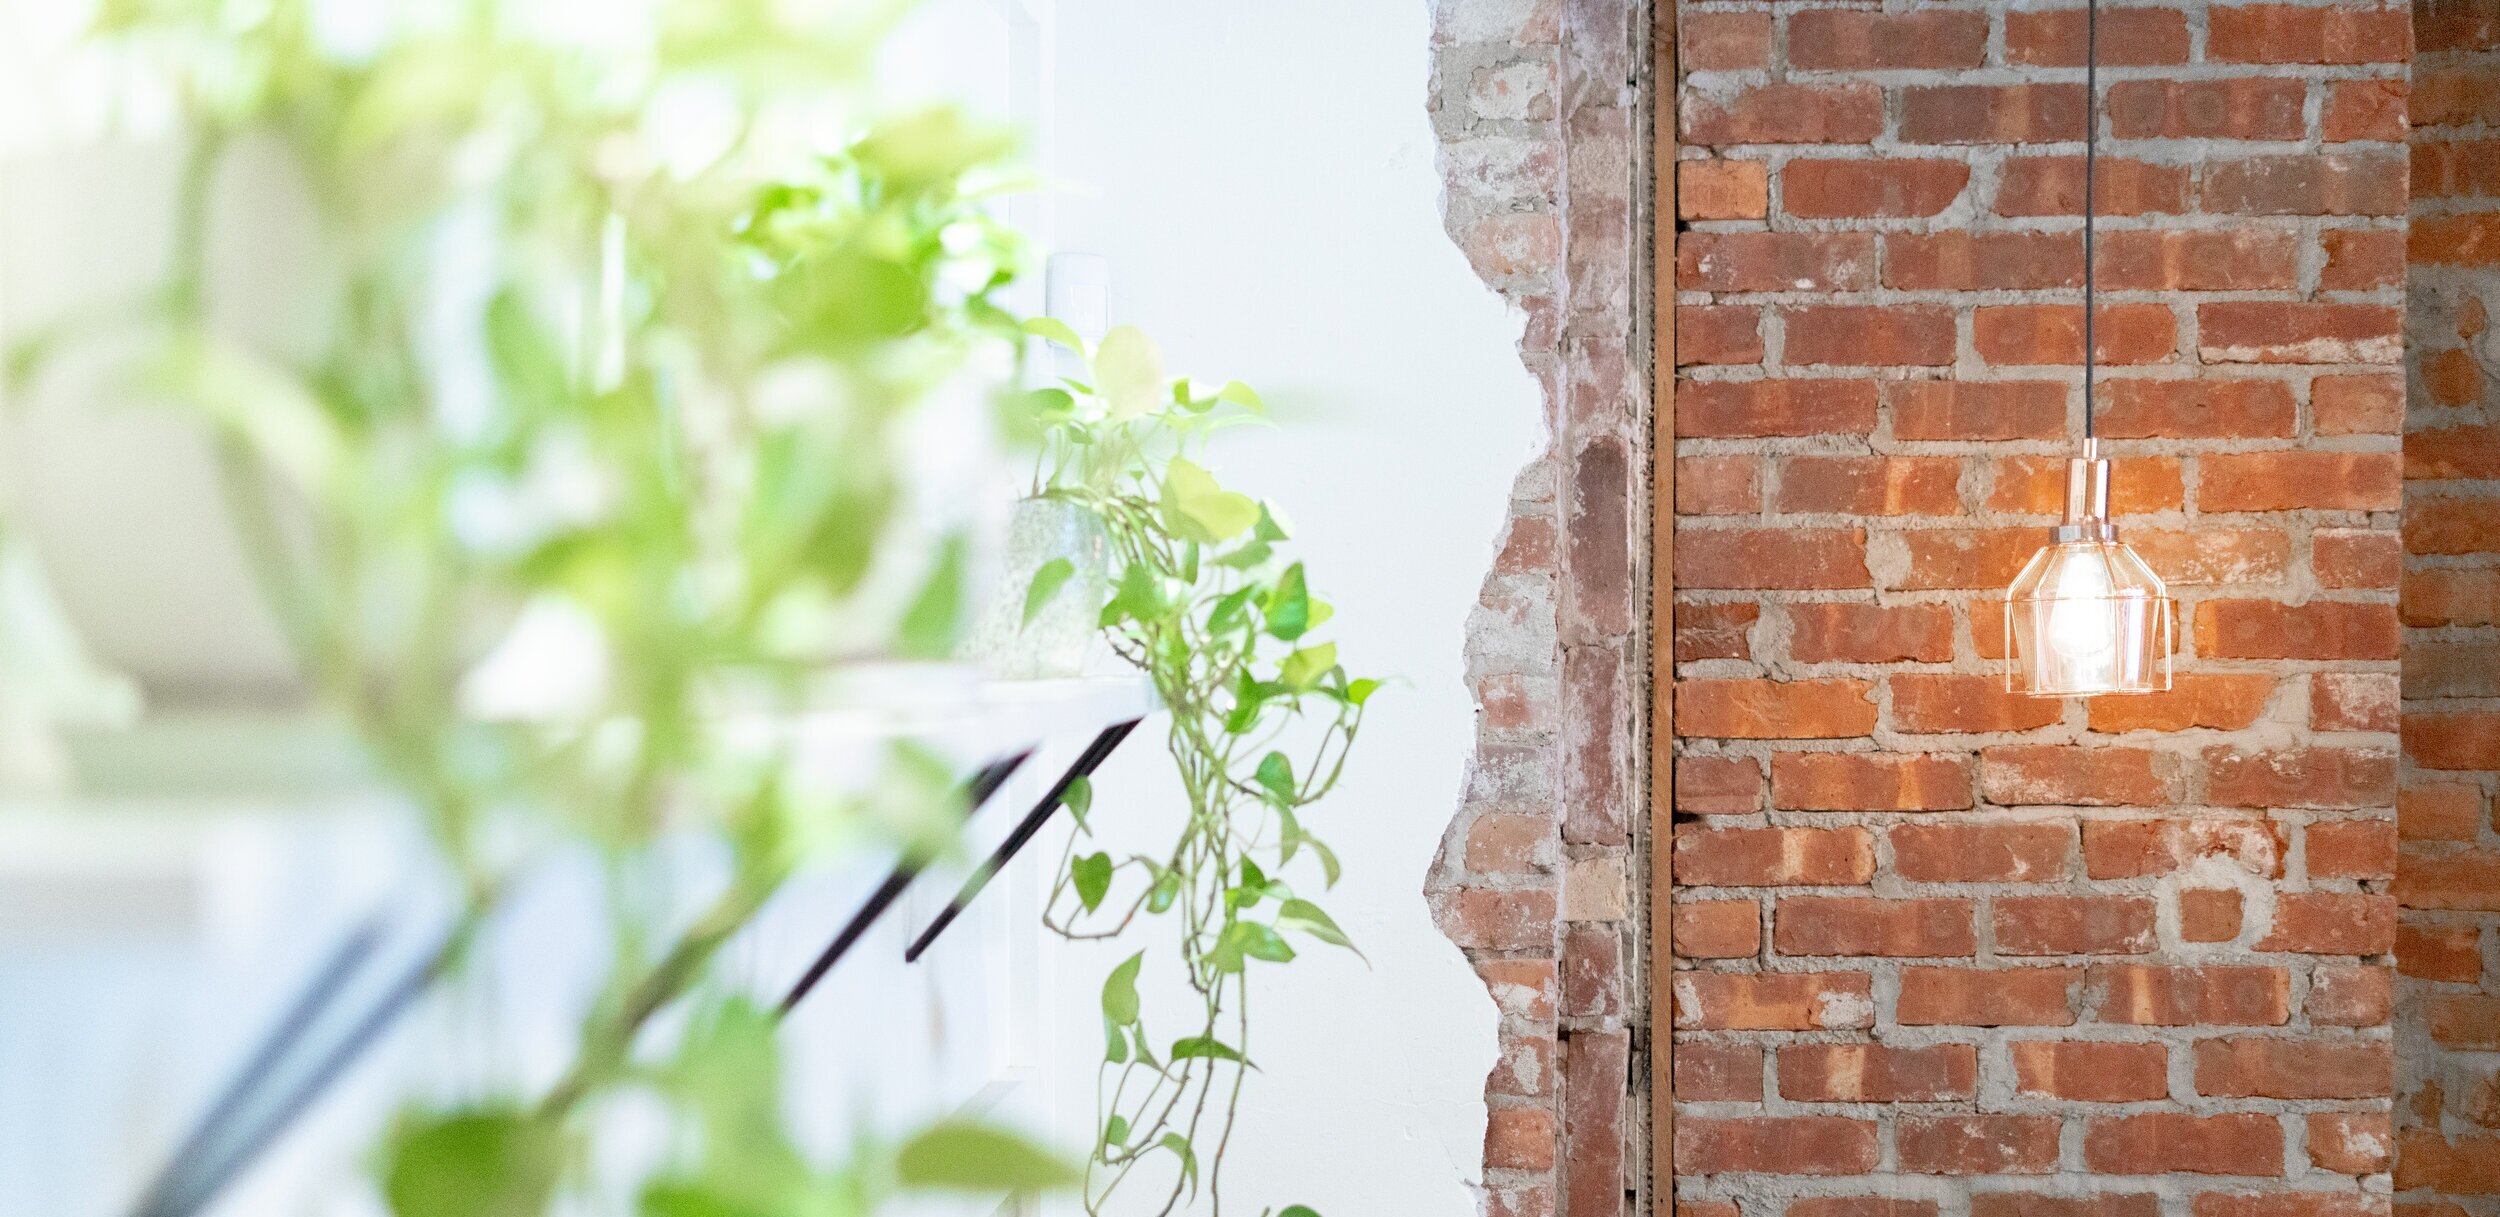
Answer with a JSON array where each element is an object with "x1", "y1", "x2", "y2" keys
[{"x1": 2043, "y1": 553, "x2": 2117, "y2": 662}]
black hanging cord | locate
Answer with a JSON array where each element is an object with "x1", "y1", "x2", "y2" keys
[{"x1": 2082, "y1": 0, "x2": 2099, "y2": 441}]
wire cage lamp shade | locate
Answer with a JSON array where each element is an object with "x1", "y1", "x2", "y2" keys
[{"x1": 1997, "y1": 0, "x2": 2174, "y2": 698}]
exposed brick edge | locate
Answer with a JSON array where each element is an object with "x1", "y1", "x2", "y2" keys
[{"x1": 1423, "y1": 3, "x2": 1652, "y2": 1217}]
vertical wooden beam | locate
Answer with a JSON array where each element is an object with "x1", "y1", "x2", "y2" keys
[{"x1": 1647, "y1": 0, "x2": 1677, "y2": 1210}]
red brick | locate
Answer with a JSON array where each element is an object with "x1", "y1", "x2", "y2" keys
[
  {"x1": 2094, "y1": 379, "x2": 2296, "y2": 440},
  {"x1": 2399, "y1": 1127, "x2": 2500, "y2": 1194},
  {"x1": 1466, "y1": 813, "x2": 1552, "y2": 874},
  {"x1": 1674, "y1": 1116, "x2": 1878, "y2": 1176},
  {"x1": 2085, "y1": 818, "x2": 2285, "y2": 879},
  {"x1": 1476, "y1": 958, "x2": 1557, "y2": 1021},
  {"x1": 1673, "y1": 970, "x2": 1877, "y2": 1031},
  {"x1": 1679, "y1": 304, "x2": 1763, "y2": 365},
  {"x1": 2207, "y1": 152, "x2": 2411, "y2": 217},
  {"x1": 2408, "y1": 423, "x2": 2500, "y2": 481},
  {"x1": 1679, "y1": 159, "x2": 1768, "y2": 220},
  {"x1": 1675, "y1": 827, "x2": 1874, "y2": 887},
  {"x1": 1994, "y1": 895, "x2": 2158, "y2": 956},
  {"x1": 2311, "y1": 670, "x2": 2399, "y2": 731},
  {"x1": 1680, "y1": 11, "x2": 1772, "y2": 71},
  {"x1": 1783, "y1": 159, "x2": 1971, "y2": 220},
  {"x1": 1485, "y1": 1105, "x2": 1556, "y2": 1171},
  {"x1": 1788, "y1": 603, "x2": 1952, "y2": 664},
  {"x1": 2408, "y1": 497, "x2": 2500, "y2": 555},
  {"x1": 2319, "y1": 228, "x2": 2406, "y2": 291},
  {"x1": 1486, "y1": 1025, "x2": 1554, "y2": 1097},
  {"x1": 2201, "y1": 451, "x2": 2401, "y2": 512},
  {"x1": 1674, "y1": 1043, "x2": 1762, "y2": 1102},
  {"x1": 2195, "y1": 601, "x2": 2398, "y2": 660},
  {"x1": 2285, "y1": 957, "x2": 2386, "y2": 1022},
  {"x1": 1885, "y1": 231, "x2": 2080, "y2": 291},
  {"x1": 2397, "y1": 922, "x2": 2481, "y2": 982},
  {"x1": 2108, "y1": 77, "x2": 2306, "y2": 139},
  {"x1": 2083, "y1": 1113, "x2": 2286, "y2": 1175},
  {"x1": 1987, "y1": 454, "x2": 2182, "y2": 515},
  {"x1": 1787, "y1": 9, "x2": 1987, "y2": 69},
  {"x1": 1678, "y1": 678, "x2": 1875, "y2": 739},
  {"x1": 2399, "y1": 781, "x2": 2486, "y2": 839},
  {"x1": 1776, "y1": 895, "x2": 1975, "y2": 958},
  {"x1": 1890, "y1": 527, "x2": 2052, "y2": 590},
  {"x1": 1998, "y1": 156, "x2": 2190, "y2": 217},
  {"x1": 2328, "y1": 78, "x2": 2410, "y2": 142},
  {"x1": 1560, "y1": 924, "x2": 1622, "y2": 1018},
  {"x1": 2208, "y1": 5, "x2": 2411, "y2": 64},
  {"x1": 1676, "y1": 600, "x2": 1758, "y2": 662},
  {"x1": 1899, "y1": 965, "x2": 2078, "y2": 1026},
  {"x1": 1674, "y1": 899, "x2": 1760, "y2": 959},
  {"x1": 2410, "y1": 212, "x2": 2500, "y2": 268},
  {"x1": 1782, "y1": 306, "x2": 1957, "y2": 368},
  {"x1": 2255, "y1": 891, "x2": 2396, "y2": 953},
  {"x1": 2406, "y1": 569, "x2": 2500, "y2": 627},
  {"x1": 1679, "y1": 232, "x2": 1877, "y2": 293},
  {"x1": 2098, "y1": 229, "x2": 2301, "y2": 291},
  {"x1": 1435, "y1": 888, "x2": 1558, "y2": 951},
  {"x1": 2304, "y1": 970, "x2": 2394, "y2": 1034},
  {"x1": 2181, "y1": 889, "x2": 2245, "y2": 942},
  {"x1": 2128, "y1": 527, "x2": 2293, "y2": 585},
  {"x1": 1891, "y1": 823, "x2": 2072, "y2": 884},
  {"x1": 2429, "y1": 994, "x2": 2500, "y2": 1047},
  {"x1": 2093, "y1": 964, "x2": 2292, "y2": 1025},
  {"x1": 2310, "y1": 963, "x2": 2392, "y2": 1027},
  {"x1": 2313, "y1": 527, "x2": 2401, "y2": 589},
  {"x1": 2307, "y1": 1112, "x2": 2394, "y2": 1174},
  {"x1": 2013, "y1": 1040, "x2": 2171, "y2": 1101},
  {"x1": 2414, "y1": 139, "x2": 2500, "y2": 200},
  {"x1": 1899, "y1": 1115, "x2": 2062, "y2": 1175},
  {"x1": 1776, "y1": 455, "x2": 1960, "y2": 514},
  {"x1": 2307, "y1": 818, "x2": 2397, "y2": 879},
  {"x1": 1779, "y1": 1043, "x2": 1978, "y2": 1102},
  {"x1": 1975, "y1": 302, "x2": 2179, "y2": 366},
  {"x1": 1772, "y1": 752, "x2": 1972, "y2": 812},
  {"x1": 2193, "y1": 1037, "x2": 2391, "y2": 1099},
  {"x1": 1887, "y1": 381, "x2": 2068, "y2": 441},
  {"x1": 1901, "y1": 84, "x2": 2085, "y2": 144},
  {"x1": 2006, "y1": 7, "x2": 2191, "y2": 65},
  {"x1": 1679, "y1": 528, "x2": 1871, "y2": 590},
  {"x1": 1676, "y1": 455, "x2": 1759, "y2": 516},
  {"x1": 2395, "y1": 846, "x2": 2500, "y2": 908},
  {"x1": 1679, "y1": 379, "x2": 1876, "y2": 437},
  {"x1": 1894, "y1": 675, "x2": 2065, "y2": 734},
  {"x1": 1982, "y1": 746, "x2": 2171, "y2": 807},
  {"x1": 2087, "y1": 674, "x2": 2277, "y2": 732},
  {"x1": 2204, "y1": 746, "x2": 2396, "y2": 809},
  {"x1": 2316, "y1": 372, "x2": 2406, "y2": 437},
  {"x1": 1676, "y1": 754, "x2": 1763, "y2": 814},
  {"x1": 1684, "y1": 84, "x2": 1885, "y2": 146},
  {"x1": 2200, "y1": 302, "x2": 2404, "y2": 364}
]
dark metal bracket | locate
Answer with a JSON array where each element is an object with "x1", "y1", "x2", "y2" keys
[{"x1": 129, "y1": 715, "x2": 1141, "y2": 1217}]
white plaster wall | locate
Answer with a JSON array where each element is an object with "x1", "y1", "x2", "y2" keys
[{"x1": 1039, "y1": 4, "x2": 1543, "y2": 1213}]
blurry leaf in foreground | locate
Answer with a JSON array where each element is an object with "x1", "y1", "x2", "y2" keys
[
  {"x1": 381, "y1": 1108, "x2": 565, "y2": 1217},
  {"x1": 893, "y1": 1121, "x2": 1077, "y2": 1193}
]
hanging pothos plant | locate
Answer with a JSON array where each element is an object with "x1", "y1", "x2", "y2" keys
[{"x1": 1016, "y1": 321, "x2": 1376, "y2": 1217}]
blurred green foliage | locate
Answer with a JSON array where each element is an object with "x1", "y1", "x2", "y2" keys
[{"x1": 34, "y1": 0, "x2": 1072, "y2": 1211}]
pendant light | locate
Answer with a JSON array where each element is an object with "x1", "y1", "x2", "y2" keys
[{"x1": 2002, "y1": 0, "x2": 2173, "y2": 698}]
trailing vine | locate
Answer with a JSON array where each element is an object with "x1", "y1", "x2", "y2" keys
[{"x1": 1018, "y1": 323, "x2": 1374, "y2": 1217}]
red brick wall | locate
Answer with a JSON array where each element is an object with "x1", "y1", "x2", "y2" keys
[
  {"x1": 2399, "y1": 2, "x2": 2500, "y2": 1212},
  {"x1": 1671, "y1": 3, "x2": 2405, "y2": 1216},
  {"x1": 1427, "y1": 2, "x2": 1653, "y2": 1216}
]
